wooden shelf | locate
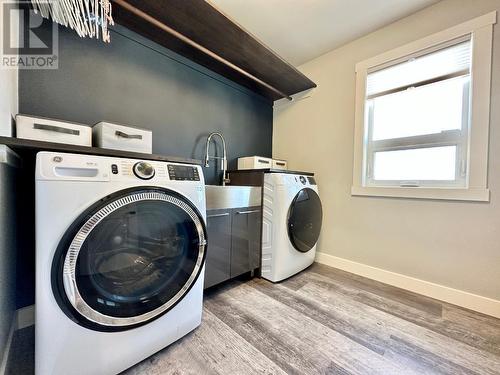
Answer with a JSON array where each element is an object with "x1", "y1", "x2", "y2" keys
[
  {"x1": 0, "y1": 136, "x2": 202, "y2": 165},
  {"x1": 111, "y1": 0, "x2": 316, "y2": 101},
  {"x1": 228, "y1": 169, "x2": 314, "y2": 176},
  {"x1": 227, "y1": 169, "x2": 314, "y2": 187}
]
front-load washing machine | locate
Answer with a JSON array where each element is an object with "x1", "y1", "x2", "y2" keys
[
  {"x1": 261, "y1": 172, "x2": 322, "y2": 282},
  {"x1": 35, "y1": 152, "x2": 207, "y2": 375}
]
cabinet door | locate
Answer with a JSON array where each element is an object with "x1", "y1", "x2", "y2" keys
[
  {"x1": 204, "y1": 209, "x2": 232, "y2": 289},
  {"x1": 230, "y1": 207, "x2": 261, "y2": 278}
]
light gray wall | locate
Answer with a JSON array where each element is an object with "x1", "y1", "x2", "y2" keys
[
  {"x1": 273, "y1": 0, "x2": 500, "y2": 300},
  {"x1": 0, "y1": 3, "x2": 18, "y2": 368},
  {"x1": 0, "y1": 0, "x2": 17, "y2": 137}
]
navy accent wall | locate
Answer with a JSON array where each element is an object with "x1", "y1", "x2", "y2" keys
[
  {"x1": 19, "y1": 24, "x2": 273, "y2": 184},
  {"x1": 0, "y1": 161, "x2": 18, "y2": 354},
  {"x1": 16, "y1": 24, "x2": 273, "y2": 308}
]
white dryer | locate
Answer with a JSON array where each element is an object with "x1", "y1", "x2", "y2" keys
[
  {"x1": 261, "y1": 172, "x2": 322, "y2": 282},
  {"x1": 35, "y1": 152, "x2": 207, "y2": 375}
]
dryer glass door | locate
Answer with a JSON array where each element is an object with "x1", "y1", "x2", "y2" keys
[
  {"x1": 287, "y1": 188, "x2": 323, "y2": 253},
  {"x1": 52, "y1": 187, "x2": 206, "y2": 331}
]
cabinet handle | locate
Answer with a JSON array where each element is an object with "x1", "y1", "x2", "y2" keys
[
  {"x1": 207, "y1": 212, "x2": 230, "y2": 218},
  {"x1": 257, "y1": 159, "x2": 270, "y2": 164},
  {"x1": 236, "y1": 209, "x2": 260, "y2": 215}
]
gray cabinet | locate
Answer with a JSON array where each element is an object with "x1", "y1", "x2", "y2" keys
[
  {"x1": 230, "y1": 208, "x2": 261, "y2": 278},
  {"x1": 204, "y1": 206, "x2": 261, "y2": 289},
  {"x1": 204, "y1": 209, "x2": 232, "y2": 289}
]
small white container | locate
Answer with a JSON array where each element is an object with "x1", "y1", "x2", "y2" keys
[
  {"x1": 15, "y1": 114, "x2": 92, "y2": 146},
  {"x1": 93, "y1": 122, "x2": 152, "y2": 154},
  {"x1": 272, "y1": 159, "x2": 288, "y2": 170},
  {"x1": 237, "y1": 156, "x2": 273, "y2": 170}
]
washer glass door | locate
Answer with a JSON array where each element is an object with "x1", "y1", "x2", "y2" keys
[
  {"x1": 52, "y1": 187, "x2": 206, "y2": 331},
  {"x1": 287, "y1": 188, "x2": 323, "y2": 253}
]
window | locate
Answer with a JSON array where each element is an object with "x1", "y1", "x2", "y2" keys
[
  {"x1": 352, "y1": 12, "x2": 496, "y2": 201},
  {"x1": 365, "y1": 39, "x2": 471, "y2": 188}
]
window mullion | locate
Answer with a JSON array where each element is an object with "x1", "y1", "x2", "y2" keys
[
  {"x1": 371, "y1": 131, "x2": 462, "y2": 152},
  {"x1": 458, "y1": 78, "x2": 471, "y2": 181},
  {"x1": 366, "y1": 69, "x2": 469, "y2": 100},
  {"x1": 364, "y1": 101, "x2": 375, "y2": 182}
]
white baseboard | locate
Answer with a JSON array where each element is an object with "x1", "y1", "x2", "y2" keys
[
  {"x1": 0, "y1": 315, "x2": 16, "y2": 375},
  {"x1": 315, "y1": 252, "x2": 500, "y2": 319},
  {"x1": 15, "y1": 305, "x2": 35, "y2": 330},
  {"x1": 0, "y1": 305, "x2": 35, "y2": 375}
]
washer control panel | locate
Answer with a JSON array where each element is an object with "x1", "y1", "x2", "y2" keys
[
  {"x1": 36, "y1": 152, "x2": 204, "y2": 183},
  {"x1": 167, "y1": 164, "x2": 200, "y2": 181}
]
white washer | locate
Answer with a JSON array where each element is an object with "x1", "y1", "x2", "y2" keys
[
  {"x1": 35, "y1": 152, "x2": 207, "y2": 375},
  {"x1": 261, "y1": 172, "x2": 322, "y2": 282}
]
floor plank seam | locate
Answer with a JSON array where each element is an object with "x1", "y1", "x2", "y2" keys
[
  {"x1": 204, "y1": 298, "x2": 294, "y2": 375},
  {"x1": 247, "y1": 280, "x2": 388, "y2": 356},
  {"x1": 305, "y1": 268, "x2": 500, "y2": 358}
]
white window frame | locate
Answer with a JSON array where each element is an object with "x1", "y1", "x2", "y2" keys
[{"x1": 351, "y1": 12, "x2": 496, "y2": 202}]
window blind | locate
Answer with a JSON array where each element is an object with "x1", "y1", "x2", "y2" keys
[{"x1": 366, "y1": 38, "x2": 472, "y2": 98}]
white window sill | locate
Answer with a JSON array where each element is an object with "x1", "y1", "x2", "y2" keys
[{"x1": 351, "y1": 186, "x2": 490, "y2": 202}]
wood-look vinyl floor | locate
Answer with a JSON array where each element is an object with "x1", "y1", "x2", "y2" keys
[
  {"x1": 126, "y1": 263, "x2": 500, "y2": 375},
  {"x1": 7, "y1": 263, "x2": 500, "y2": 374}
]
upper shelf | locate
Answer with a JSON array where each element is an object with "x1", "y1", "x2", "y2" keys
[
  {"x1": 111, "y1": 0, "x2": 316, "y2": 101},
  {"x1": 0, "y1": 136, "x2": 201, "y2": 165}
]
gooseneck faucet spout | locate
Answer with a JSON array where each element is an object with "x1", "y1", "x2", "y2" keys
[{"x1": 204, "y1": 132, "x2": 230, "y2": 186}]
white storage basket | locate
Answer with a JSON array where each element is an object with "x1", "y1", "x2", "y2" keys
[
  {"x1": 237, "y1": 156, "x2": 273, "y2": 170},
  {"x1": 93, "y1": 122, "x2": 152, "y2": 154},
  {"x1": 15, "y1": 115, "x2": 92, "y2": 146},
  {"x1": 272, "y1": 159, "x2": 288, "y2": 170}
]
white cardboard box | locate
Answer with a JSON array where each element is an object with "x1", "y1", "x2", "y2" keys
[
  {"x1": 272, "y1": 159, "x2": 288, "y2": 170},
  {"x1": 237, "y1": 156, "x2": 273, "y2": 170},
  {"x1": 15, "y1": 115, "x2": 92, "y2": 146},
  {"x1": 93, "y1": 122, "x2": 152, "y2": 154}
]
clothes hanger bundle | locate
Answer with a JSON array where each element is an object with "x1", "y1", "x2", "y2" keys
[{"x1": 30, "y1": 0, "x2": 115, "y2": 42}]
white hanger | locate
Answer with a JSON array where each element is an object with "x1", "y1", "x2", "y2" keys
[{"x1": 30, "y1": 0, "x2": 114, "y2": 42}]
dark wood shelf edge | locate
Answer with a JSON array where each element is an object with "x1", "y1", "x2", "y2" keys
[
  {"x1": 111, "y1": 0, "x2": 317, "y2": 102},
  {"x1": 228, "y1": 169, "x2": 314, "y2": 176},
  {"x1": 0, "y1": 136, "x2": 202, "y2": 165}
]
